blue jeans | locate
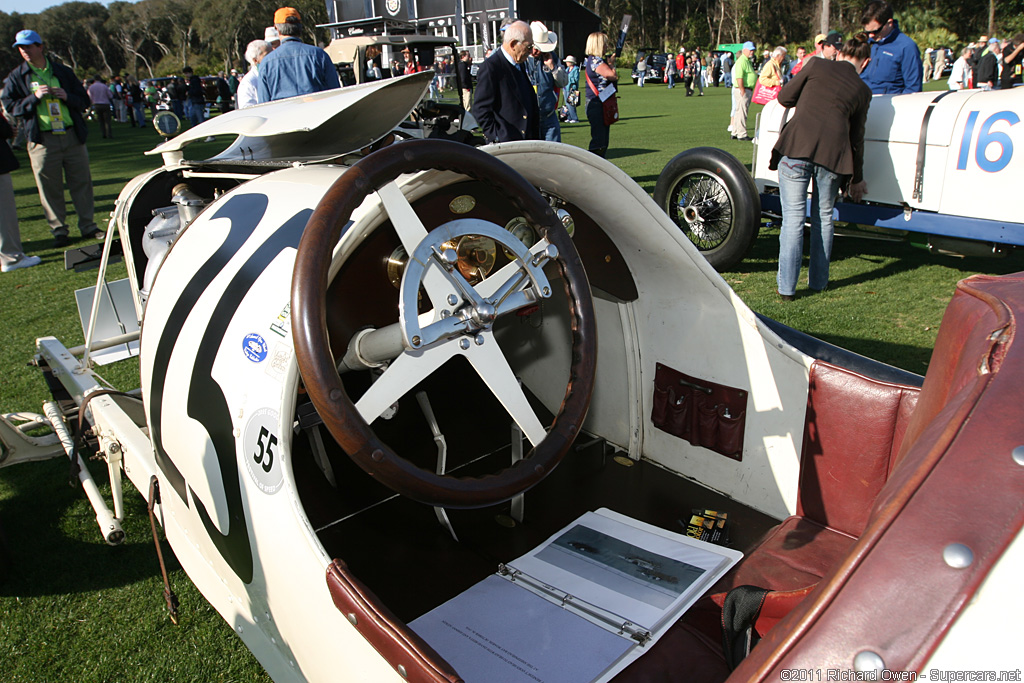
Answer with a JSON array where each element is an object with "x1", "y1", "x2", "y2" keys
[
  {"x1": 540, "y1": 110, "x2": 561, "y2": 142},
  {"x1": 566, "y1": 97, "x2": 579, "y2": 122},
  {"x1": 667, "y1": 73, "x2": 675, "y2": 88},
  {"x1": 133, "y1": 102, "x2": 146, "y2": 127},
  {"x1": 187, "y1": 99, "x2": 205, "y2": 128},
  {"x1": 777, "y1": 156, "x2": 843, "y2": 296},
  {"x1": 637, "y1": 71, "x2": 645, "y2": 86}
]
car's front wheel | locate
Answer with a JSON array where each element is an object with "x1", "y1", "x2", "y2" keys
[{"x1": 654, "y1": 147, "x2": 760, "y2": 271}]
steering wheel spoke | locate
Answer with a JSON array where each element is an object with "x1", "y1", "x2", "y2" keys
[
  {"x1": 378, "y1": 180, "x2": 456, "y2": 311},
  {"x1": 355, "y1": 344, "x2": 458, "y2": 423},
  {"x1": 465, "y1": 334, "x2": 548, "y2": 446}
]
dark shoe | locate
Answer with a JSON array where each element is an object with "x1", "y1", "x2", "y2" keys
[
  {"x1": 734, "y1": 136, "x2": 751, "y2": 142},
  {"x1": 83, "y1": 228, "x2": 106, "y2": 241},
  {"x1": 778, "y1": 292, "x2": 795, "y2": 302},
  {"x1": 54, "y1": 234, "x2": 70, "y2": 248}
]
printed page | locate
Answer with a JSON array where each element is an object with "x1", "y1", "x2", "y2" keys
[
  {"x1": 410, "y1": 574, "x2": 632, "y2": 683},
  {"x1": 508, "y1": 509, "x2": 741, "y2": 632}
]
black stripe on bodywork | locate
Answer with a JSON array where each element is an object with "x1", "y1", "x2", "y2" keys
[
  {"x1": 149, "y1": 193, "x2": 269, "y2": 503},
  {"x1": 147, "y1": 190, "x2": 310, "y2": 584},
  {"x1": 184, "y1": 209, "x2": 308, "y2": 584}
]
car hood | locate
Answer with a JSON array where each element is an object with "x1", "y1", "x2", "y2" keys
[{"x1": 148, "y1": 72, "x2": 433, "y2": 164}]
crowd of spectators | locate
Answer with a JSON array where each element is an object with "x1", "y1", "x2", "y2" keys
[{"x1": 2, "y1": 1, "x2": 1019, "y2": 281}]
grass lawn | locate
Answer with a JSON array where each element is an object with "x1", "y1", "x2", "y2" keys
[{"x1": 1, "y1": 78, "x2": 1021, "y2": 682}]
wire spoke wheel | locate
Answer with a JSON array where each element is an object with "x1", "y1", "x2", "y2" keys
[
  {"x1": 654, "y1": 147, "x2": 761, "y2": 271},
  {"x1": 668, "y1": 171, "x2": 734, "y2": 250}
]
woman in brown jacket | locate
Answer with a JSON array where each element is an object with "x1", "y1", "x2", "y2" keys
[{"x1": 771, "y1": 33, "x2": 872, "y2": 299}]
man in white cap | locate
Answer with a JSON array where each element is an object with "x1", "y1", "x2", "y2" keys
[
  {"x1": 472, "y1": 19, "x2": 539, "y2": 143},
  {"x1": 730, "y1": 41, "x2": 757, "y2": 141},
  {"x1": 2, "y1": 29, "x2": 101, "y2": 248},
  {"x1": 525, "y1": 21, "x2": 566, "y2": 142},
  {"x1": 265, "y1": 26, "x2": 281, "y2": 50}
]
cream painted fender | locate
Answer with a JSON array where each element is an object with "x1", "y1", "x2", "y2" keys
[{"x1": 139, "y1": 164, "x2": 411, "y2": 682}]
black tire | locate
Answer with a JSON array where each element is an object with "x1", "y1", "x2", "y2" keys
[{"x1": 653, "y1": 147, "x2": 761, "y2": 271}]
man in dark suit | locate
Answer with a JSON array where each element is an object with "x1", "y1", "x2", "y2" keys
[{"x1": 472, "y1": 20, "x2": 539, "y2": 144}]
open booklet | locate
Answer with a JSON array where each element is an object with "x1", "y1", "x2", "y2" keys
[{"x1": 410, "y1": 508, "x2": 742, "y2": 683}]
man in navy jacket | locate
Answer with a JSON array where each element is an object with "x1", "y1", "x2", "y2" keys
[
  {"x1": 2, "y1": 29, "x2": 100, "y2": 248},
  {"x1": 858, "y1": 1, "x2": 922, "y2": 94},
  {"x1": 472, "y1": 20, "x2": 540, "y2": 144}
]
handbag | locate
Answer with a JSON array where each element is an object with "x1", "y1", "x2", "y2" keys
[
  {"x1": 752, "y1": 80, "x2": 780, "y2": 105},
  {"x1": 601, "y1": 94, "x2": 619, "y2": 125},
  {"x1": 567, "y1": 89, "x2": 580, "y2": 106},
  {"x1": 585, "y1": 70, "x2": 619, "y2": 125}
]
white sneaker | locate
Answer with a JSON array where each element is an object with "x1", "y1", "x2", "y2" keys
[
  {"x1": 1, "y1": 254, "x2": 42, "y2": 273},
  {"x1": 727, "y1": 125, "x2": 733, "y2": 133}
]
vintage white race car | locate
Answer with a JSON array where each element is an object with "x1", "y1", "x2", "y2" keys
[
  {"x1": 655, "y1": 88, "x2": 1023, "y2": 269},
  {"x1": 1, "y1": 74, "x2": 1022, "y2": 683}
]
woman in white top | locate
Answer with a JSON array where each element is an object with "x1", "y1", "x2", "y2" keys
[
  {"x1": 947, "y1": 47, "x2": 972, "y2": 90},
  {"x1": 237, "y1": 39, "x2": 273, "y2": 108}
]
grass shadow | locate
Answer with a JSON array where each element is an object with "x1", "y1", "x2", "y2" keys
[{"x1": 606, "y1": 147, "x2": 659, "y2": 159}]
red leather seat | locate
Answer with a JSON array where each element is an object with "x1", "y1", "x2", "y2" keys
[{"x1": 620, "y1": 272, "x2": 1024, "y2": 682}]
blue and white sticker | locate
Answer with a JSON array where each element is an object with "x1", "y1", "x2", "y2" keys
[
  {"x1": 243, "y1": 407, "x2": 283, "y2": 495},
  {"x1": 242, "y1": 333, "x2": 268, "y2": 362}
]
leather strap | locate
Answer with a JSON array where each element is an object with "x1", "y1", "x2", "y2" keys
[
  {"x1": 912, "y1": 90, "x2": 956, "y2": 201},
  {"x1": 326, "y1": 559, "x2": 463, "y2": 683}
]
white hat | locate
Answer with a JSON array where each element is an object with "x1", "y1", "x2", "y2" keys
[
  {"x1": 564, "y1": 55, "x2": 576, "y2": 64},
  {"x1": 265, "y1": 26, "x2": 280, "y2": 42},
  {"x1": 530, "y1": 21, "x2": 558, "y2": 52}
]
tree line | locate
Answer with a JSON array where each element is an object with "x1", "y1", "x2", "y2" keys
[
  {"x1": 2, "y1": 0, "x2": 1023, "y2": 81},
  {"x1": 582, "y1": 0, "x2": 1024, "y2": 57},
  {"x1": 0, "y1": 0, "x2": 331, "y2": 80}
]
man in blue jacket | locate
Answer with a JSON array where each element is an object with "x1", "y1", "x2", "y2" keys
[
  {"x1": 525, "y1": 22, "x2": 567, "y2": 142},
  {"x1": 2, "y1": 29, "x2": 101, "y2": 248},
  {"x1": 859, "y1": 0, "x2": 922, "y2": 94},
  {"x1": 258, "y1": 7, "x2": 340, "y2": 102}
]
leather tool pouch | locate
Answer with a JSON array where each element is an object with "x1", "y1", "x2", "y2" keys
[{"x1": 651, "y1": 362, "x2": 747, "y2": 461}]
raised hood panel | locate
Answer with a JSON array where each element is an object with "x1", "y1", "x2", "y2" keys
[{"x1": 148, "y1": 72, "x2": 432, "y2": 162}]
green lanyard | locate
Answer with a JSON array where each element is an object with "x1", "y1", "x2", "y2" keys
[{"x1": 28, "y1": 60, "x2": 70, "y2": 134}]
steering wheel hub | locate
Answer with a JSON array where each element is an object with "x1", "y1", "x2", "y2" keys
[{"x1": 399, "y1": 217, "x2": 555, "y2": 351}]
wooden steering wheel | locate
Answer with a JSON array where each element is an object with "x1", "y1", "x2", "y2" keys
[{"x1": 292, "y1": 140, "x2": 597, "y2": 509}]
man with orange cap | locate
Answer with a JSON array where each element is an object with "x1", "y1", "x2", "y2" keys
[{"x1": 257, "y1": 7, "x2": 340, "y2": 102}]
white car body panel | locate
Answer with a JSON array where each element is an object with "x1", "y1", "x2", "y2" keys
[{"x1": 754, "y1": 88, "x2": 1023, "y2": 224}]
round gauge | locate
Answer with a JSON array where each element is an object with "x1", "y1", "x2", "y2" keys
[
  {"x1": 455, "y1": 235, "x2": 496, "y2": 283},
  {"x1": 386, "y1": 245, "x2": 408, "y2": 289},
  {"x1": 556, "y1": 208, "x2": 575, "y2": 238},
  {"x1": 502, "y1": 217, "x2": 536, "y2": 260},
  {"x1": 448, "y1": 194, "x2": 477, "y2": 214}
]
